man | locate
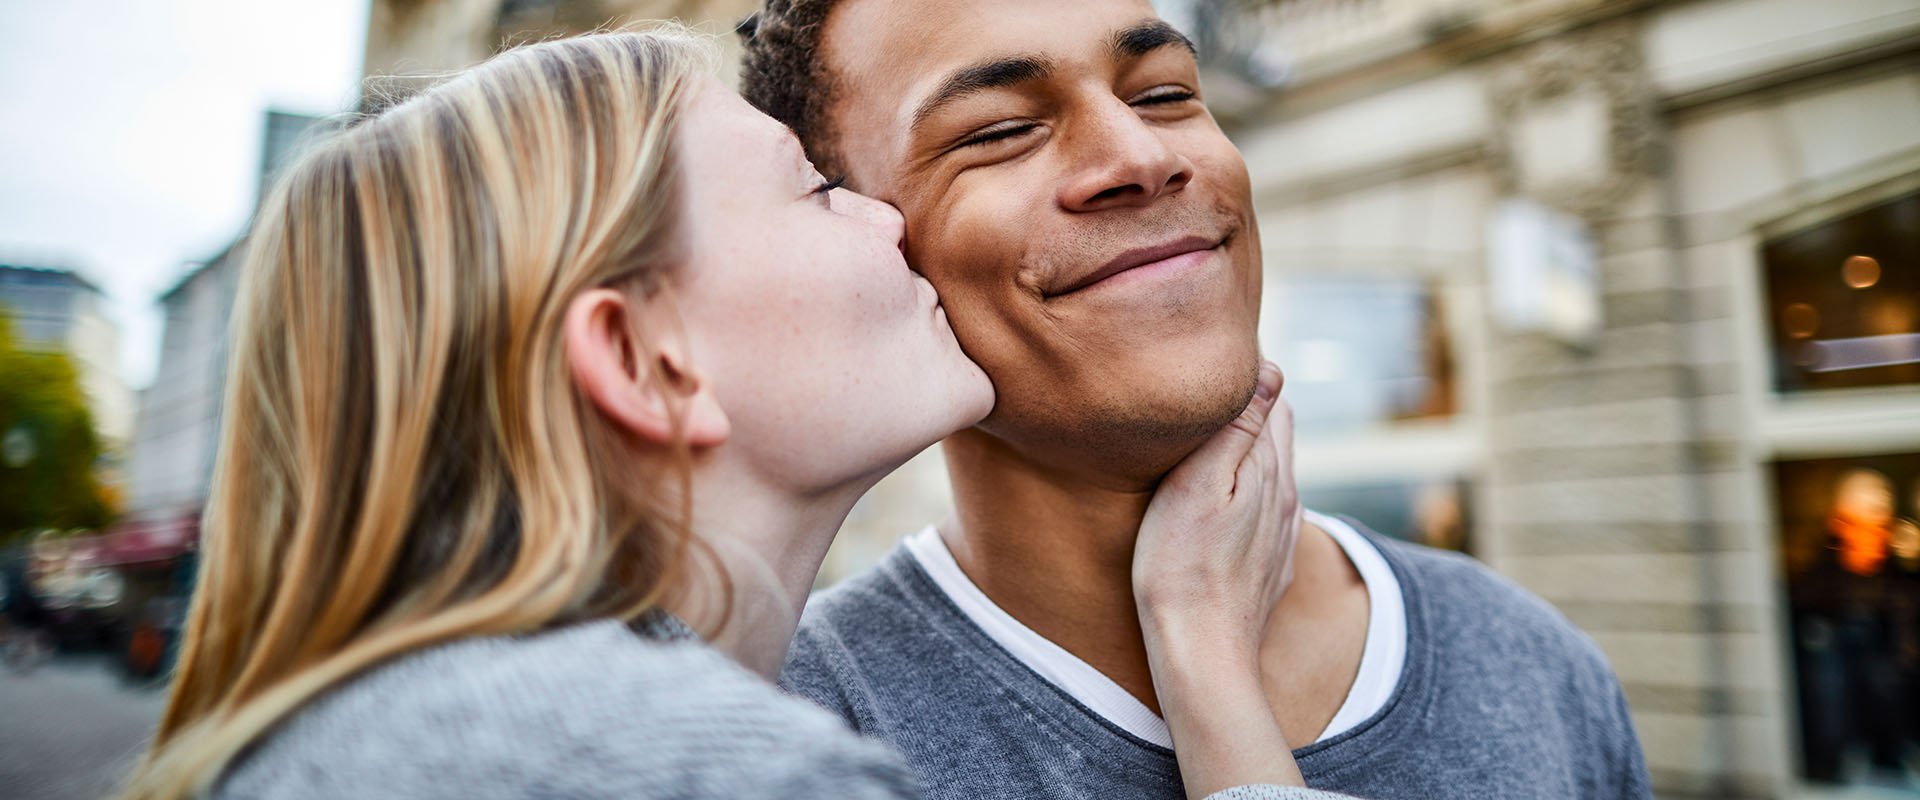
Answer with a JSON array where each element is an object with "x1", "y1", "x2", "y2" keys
[{"x1": 738, "y1": 2, "x2": 1650, "y2": 797}]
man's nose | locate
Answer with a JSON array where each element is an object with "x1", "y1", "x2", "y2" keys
[{"x1": 1057, "y1": 100, "x2": 1194, "y2": 213}]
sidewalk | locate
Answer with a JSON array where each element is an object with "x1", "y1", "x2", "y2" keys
[{"x1": 0, "y1": 653, "x2": 167, "y2": 800}]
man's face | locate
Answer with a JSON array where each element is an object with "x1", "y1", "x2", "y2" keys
[{"x1": 821, "y1": 0, "x2": 1263, "y2": 477}]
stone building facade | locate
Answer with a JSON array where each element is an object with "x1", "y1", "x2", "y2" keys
[
  {"x1": 362, "y1": 0, "x2": 760, "y2": 98},
  {"x1": 1196, "y1": 0, "x2": 1920, "y2": 796},
  {"x1": 122, "y1": 248, "x2": 240, "y2": 519}
]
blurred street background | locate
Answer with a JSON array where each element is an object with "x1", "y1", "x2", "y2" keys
[
  {"x1": 0, "y1": 654, "x2": 169, "y2": 800},
  {"x1": 3, "y1": 0, "x2": 1919, "y2": 798}
]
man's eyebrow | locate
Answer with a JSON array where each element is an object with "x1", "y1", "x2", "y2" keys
[
  {"x1": 1113, "y1": 20, "x2": 1195, "y2": 59},
  {"x1": 909, "y1": 55, "x2": 1055, "y2": 131}
]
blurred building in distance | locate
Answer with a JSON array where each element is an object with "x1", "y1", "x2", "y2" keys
[
  {"x1": 0, "y1": 263, "x2": 134, "y2": 446},
  {"x1": 118, "y1": 112, "x2": 327, "y2": 532},
  {"x1": 121, "y1": 247, "x2": 239, "y2": 521},
  {"x1": 359, "y1": 0, "x2": 1920, "y2": 797},
  {"x1": 362, "y1": 0, "x2": 759, "y2": 106}
]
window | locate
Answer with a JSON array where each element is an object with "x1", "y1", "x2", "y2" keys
[
  {"x1": 1763, "y1": 191, "x2": 1920, "y2": 394},
  {"x1": 1776, "y1": 452, "x2": 1920, "y2": 785},
  {"x1": 1259, "y1": 277, "x2": 1457, "y2": 434},
  {"x1": 1301, "y1": 479, "x2": 1473, "y2": 554}
]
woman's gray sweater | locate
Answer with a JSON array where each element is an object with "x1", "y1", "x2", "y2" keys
[{"x1": 215, "y1": 614, "x2": 1340, "y2": 799}]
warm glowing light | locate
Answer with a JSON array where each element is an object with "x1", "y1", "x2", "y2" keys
[
  {"x1": 1843, "y1": 255, "x2": 1881, "y2": 289},
  {"x1": 1782, "y1": 302, "x2": 1820, "y2": 339}
]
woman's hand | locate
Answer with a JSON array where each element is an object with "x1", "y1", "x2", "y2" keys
[
  {"x1": 1134, "y1": 359, "x2": 1299, "y2": 648},
  {"x1": 1133, "y1": 360, "x2": 1306, "y2": 798}
]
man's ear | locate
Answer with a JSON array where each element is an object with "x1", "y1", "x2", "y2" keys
[{"x1": 563, "y1": 288, "x2": 731, "y2": 449}]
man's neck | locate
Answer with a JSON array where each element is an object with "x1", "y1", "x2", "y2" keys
[
  {"x1": 938, "y1": 428, "x2": 1369, "y2": 741},
  {"x1": 939, "y1": 428, "x2": 1168, "y2": 712}
]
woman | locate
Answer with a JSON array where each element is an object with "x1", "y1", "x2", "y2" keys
[{"x1": 124, "y1": 29, "x2": 1326, "y2": 799}]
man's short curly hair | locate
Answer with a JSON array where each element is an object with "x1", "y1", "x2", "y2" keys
[{"x1": 737, "y1": 1, "x2": 849, "y2": 178}]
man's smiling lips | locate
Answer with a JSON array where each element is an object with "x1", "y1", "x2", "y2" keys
[{"x1": 1045, "y1": 234, "x2": 1227, "y2": 299}]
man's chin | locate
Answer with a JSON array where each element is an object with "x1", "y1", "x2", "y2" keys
[
  {"x1": 977, "y1": 374, "x2": 1259, "y2": 483},
  {"x1": 1102, "y1": 382, "x2": 1260, "y2": 471},
  {"x1": 1133, "y1": 348, "x2": 1264, "y2": 436}
]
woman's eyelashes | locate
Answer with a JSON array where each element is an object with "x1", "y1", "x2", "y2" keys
[{"x1": 809, "y1": 175, "x2": 846, "y2": 204}]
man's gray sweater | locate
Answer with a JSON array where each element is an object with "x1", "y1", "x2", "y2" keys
[{"x1": 780, "y1": 521, "x2": 1653, "y2": 799}]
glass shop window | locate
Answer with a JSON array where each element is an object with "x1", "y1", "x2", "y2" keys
[
  {"x1": 1776, "y1": 452, "x2": 1920, "y2": 786},
  {"x1": 1763, "y1": 191, "x2": 1920, "y2": 394},
  {"x1": 1259, "y1": 277, "x2": 1458, "y2": 434},
  {"x1": 1301, "y1": 479, "x2": 1474, "y2": 555}
]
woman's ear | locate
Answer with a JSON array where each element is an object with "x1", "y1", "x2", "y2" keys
[{"x1": 564, "y1": 288, "x2": 731, "y2": 449}]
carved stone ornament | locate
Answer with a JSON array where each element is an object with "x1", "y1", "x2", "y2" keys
[{"x1": 1484, "y1": 20, "x2": 1660, "y2": 221}]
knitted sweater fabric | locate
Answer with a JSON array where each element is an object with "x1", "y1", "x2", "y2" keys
[{"x1": 215, "y1": 614, "x2": 1344, "y2": 799}]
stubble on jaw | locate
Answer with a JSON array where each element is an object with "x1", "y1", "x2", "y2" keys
[
  {"x1": 982, "y1": 230, "x2": 1264, "y2": 480},
  {"x1": 960, "y1": 350, "x2": 1261, "y2": 487}
]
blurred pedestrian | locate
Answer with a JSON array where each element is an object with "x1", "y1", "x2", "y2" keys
[
  {"x1": 0, "y1": 556, "x2": 55, "y2": 671},
  {"x1": 1893, "y1": 483, "x2": 1920, "y2": 757},
  {"x1": 1797, "y1": 469, "x2": 1904, "y2": 779}
]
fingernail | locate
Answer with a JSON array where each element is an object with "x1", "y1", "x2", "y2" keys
[{"x1": 1255, "y1": 361, "x2": 1281, "y2": 401}]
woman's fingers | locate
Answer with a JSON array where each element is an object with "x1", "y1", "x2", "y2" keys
[
  {"x1": 1265, "y1": 399, "x2": 1302, "y2": 596},
  {"x1": 1134, "y1": 362, "x2": 1311, "y2": 799},
  {"x1": 1241, "y1": 393, "x2": 1290, "y2": 510},
  {"x1": 1168, "y1": 361, "x2": 1283, "y2": 496},
  {"x1": 1274, "y1": 397, "x2": 1298, "y2": 498},
  {"x1": 1134, "y1": 359, "x2": 1295, "y2": 616},
  {"x1": 1234, "y1": 394, "x2": 1281, "y2": 512}
]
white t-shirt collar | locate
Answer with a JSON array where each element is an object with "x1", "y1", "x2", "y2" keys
[{"x1": 902, "y1": 509, "x2": 1407, "y2": 748}]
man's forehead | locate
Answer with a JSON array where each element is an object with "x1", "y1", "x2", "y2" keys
[{"x1": 825, "y1": 0, "x2": 1167, "y2": 99}]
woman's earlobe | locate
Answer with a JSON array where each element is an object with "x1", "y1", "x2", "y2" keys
[
  {"x1": 564, "y1": 287, "x2": 729, "y2": 449},
  {"x1": 566, "y1": 288, "x2": 677, "y2": 446},
  {"x1": 656, "y1": 350, "x2": 731, "y2": 448}
]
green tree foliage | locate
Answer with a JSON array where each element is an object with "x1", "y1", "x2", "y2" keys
[{"x1": 0, "y1": 309, "x2": 114, "y2": 543}]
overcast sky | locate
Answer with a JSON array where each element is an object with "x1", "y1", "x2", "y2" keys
[{"x1": 0, "y1": 1, "x2": 370, "y2": 389}]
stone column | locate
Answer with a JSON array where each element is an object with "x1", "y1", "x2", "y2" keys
[{"x1": 1478, "y1": 21, "x2": 1773, "y2": 797}]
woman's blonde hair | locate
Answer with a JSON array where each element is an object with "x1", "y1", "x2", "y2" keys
[{"x1": 125, "y1": 28, "x2": 716, "y2": 798}]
